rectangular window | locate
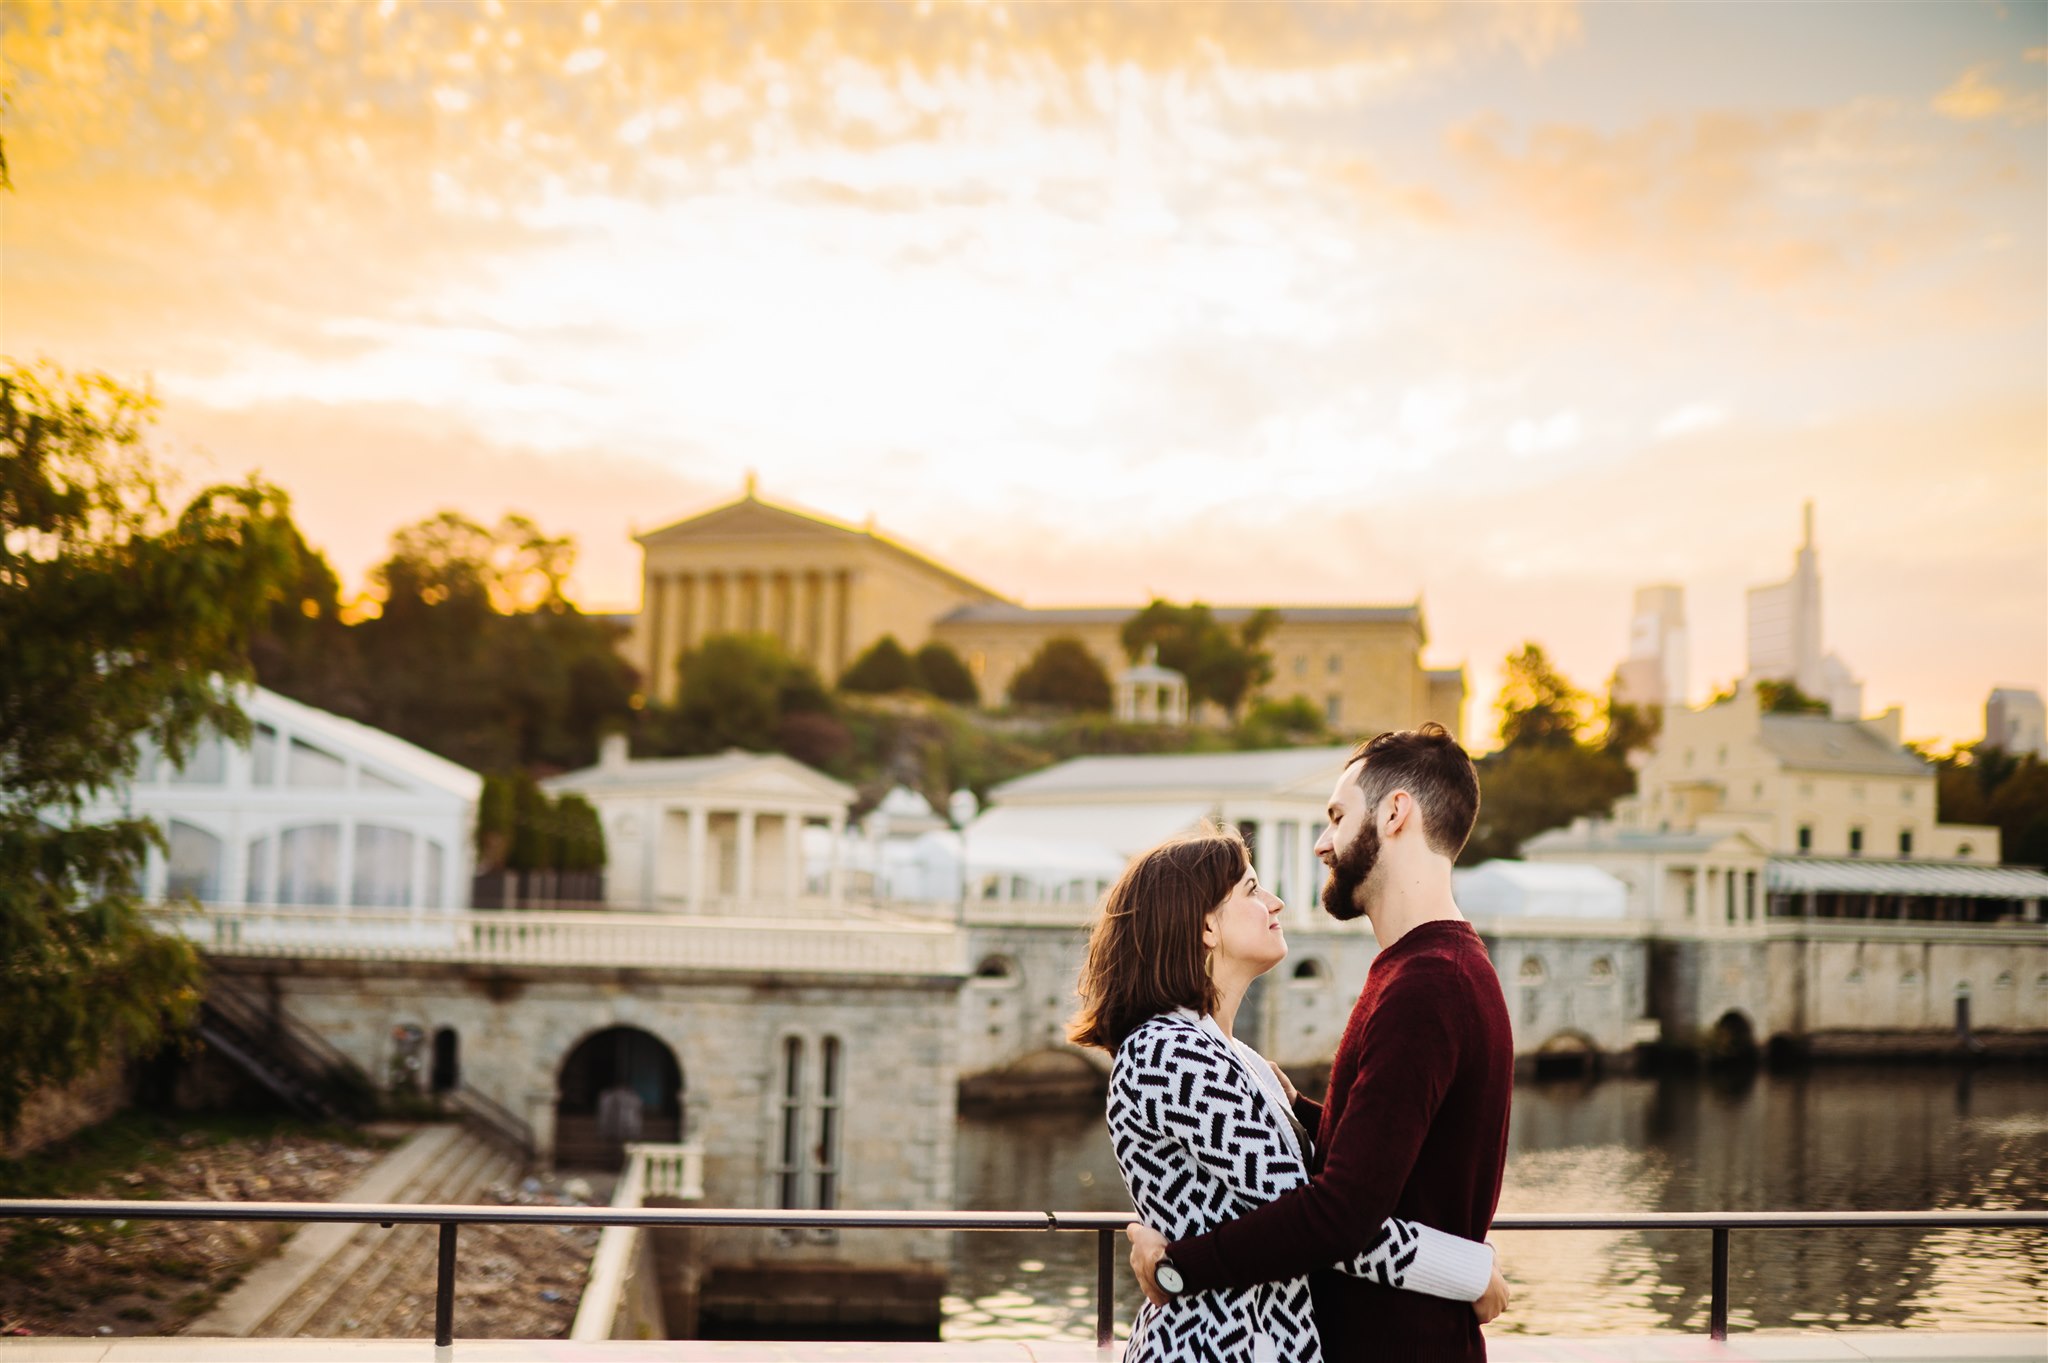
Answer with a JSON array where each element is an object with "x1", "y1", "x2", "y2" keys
[
  {"x1": 816, "y1": 1036, "x2": 843, "y2": 1211},
  {"x1": 287, "y1": 739, "x2": 346, "y2": 788},
  {"x1": 1848, "y1": 827, "x2": 1864, "y2": 857},
  {"x1": 1325, "y1": 694, "x2": 1342, "y2": 726},
  {"x1": 169, "y1": 736, "x2": 226, "y2": 785},
  {"x1": 1326, "y1": 654, "x2": 1342, "y2": 675},
  {"x1": 1744, "y1": 870, "x2": 1758, "y2": 922},
  {"x1": 776, "y1": 1037, "x2": 805, "y2": 1210},
  {"x1": 278, "y1": 823, "x2": 341, "y2": 904},
  {"x1": 351, "y1": 825, "x2": 416, "y2": 907},
  {"x1": 1898, "y1": 829, "x2": 1913, "y2": 857},
  {"x1": 251, "y1": 723, "x2": 278, "y2": 785},
  {"x1": 1797, "y1": 825, "x2": 1813, "y2": 854}
]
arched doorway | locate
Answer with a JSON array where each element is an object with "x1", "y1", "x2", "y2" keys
[
  {"x1": 555, "y1": 1026, "x2": 684, "y2": 1170},
  {"x1": 1705, "y1": 1010, "x2": 1758, "y2": 1066}
]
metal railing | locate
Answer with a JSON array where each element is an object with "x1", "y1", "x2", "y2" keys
[{"x1": 1, "y1": 1201, "x2": 2041, "y2": 1352}]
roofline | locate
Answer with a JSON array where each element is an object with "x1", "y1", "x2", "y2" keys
[{"x1": 635, "y1": 490, "x2": 1009, "y2": 605}]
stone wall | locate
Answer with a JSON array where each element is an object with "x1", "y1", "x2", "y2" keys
[{"x1": 208, "y1": 957, "x2": 961, "y2": 1297}]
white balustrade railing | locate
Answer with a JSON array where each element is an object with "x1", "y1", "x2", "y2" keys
[
  {"x1": 569, "y1": 1141, "x2": 704, "y2": 1342},
  {"x1": 150, "y1": 905, "x2": 964, "y2": 976}
]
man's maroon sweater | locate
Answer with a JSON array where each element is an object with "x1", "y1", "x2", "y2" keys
[{"x1": 1167, "y1": 919, "x2": 1513, "y2": 1361}]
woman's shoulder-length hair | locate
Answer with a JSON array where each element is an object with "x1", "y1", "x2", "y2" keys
[{"x1": 1068, "y1": 821, "x2": 1248, "y2": 1054}]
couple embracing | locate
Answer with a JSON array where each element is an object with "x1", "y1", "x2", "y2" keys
[{"x1": 1070, "y1": 724, "x2": 1514, "y2": 1363}]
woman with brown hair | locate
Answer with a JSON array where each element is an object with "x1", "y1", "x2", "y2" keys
[{"x1": 1071, "y1": 823, "x2": 1505, "y2": 1363}]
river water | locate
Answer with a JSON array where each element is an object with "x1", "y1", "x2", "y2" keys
[{"x1": 944, "y1": 1066, "x2": 2048, "y2": 1341}]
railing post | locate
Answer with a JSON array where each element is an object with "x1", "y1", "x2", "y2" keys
[
  {"x1": 1709, "y1": 1226, "x2": 1729, "y2": 1341},
  {"x1": 1096, "y1": 1226, "x2": 1114, "y2": 1350},
  {"x1": 436, "y1": 1221, "x2": 458, "y2": 1357}
]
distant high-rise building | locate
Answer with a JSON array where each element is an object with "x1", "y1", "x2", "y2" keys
[
  {"x1": 1611, "y1": 584, "x2": 1688, "y2": 710},
  {"x1": 1745, "y1": 502, "x2": 1863, "y2": 719},
  {"x1": 1986, "y1": 688, "x2": 2048, "y2": 759}
]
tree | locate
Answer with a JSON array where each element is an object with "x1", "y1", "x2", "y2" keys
[
  {"x1": 1930, "y1": 744, "x2": 2048, "y2": 868},
  {"x1": 838, "y1": 634, "x2": 920, "y2": 694},
  {"x1": 1010, "y1": 637, "x2": 1112, "y2": 712},
  {"x1": 914, "y1": 641, "x2": 980, "y2": 705},
  {"x1": 262, "y1": 511, "x2": 639, "y2": 773},
  {"x1": 658, "y1": 633, "x2": 834, "y2": 755},
  {"x1": 1463, "y1": 645, "x2": 1636, "y2": 864},
  {"x1": 0, "y1": 364, "x2": 301, "y2": 1137},
  {"x1": 1120, "y1": 600, "x2": 1277, "y2": 718},
  {"x1": 1236, "y1": 695, "x2": 1328, "y2": 748},
  {"x1": 1495, "y1": 643, "x2": 1591, "y2": 750}
]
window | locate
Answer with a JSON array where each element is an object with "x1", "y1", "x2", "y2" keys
[
  {"x1": 246, "y1": 835, "x2": 273, "y2": 905},
  {"x1": 1898, "y1": 830, "x2": 1913, "y2": 857},
  {"x1": 1518, "y1": 956, "x2": 1546, "y2": 985},
  {"x1": 1850, "y1": 782, "x2": 1865, "y2": 801},
  {"x1": 1848, "y1": 827, "x2": 1864, "y2": 857},
  {"x1": 1326, "y1": 654, "x2": 1342, "y2": 675},
  {"x1": 1684, "y1": 749, "x2": 1694, "y2": 769},
  {"x1": 352, "y1": 824, "x2": 416, "y2": 907},
  {"x1": 250, "y1": 724, "x2": 278, "y2": 785},
  {"x1": 287, "y1": 739, "x2": 346, "y2": 788},
  {"x1": 1717, "y1": 745, "x2": 1728, "y2": 766},
  {"x1": 1588, "y1": 957, "x2": 1614, "y2": 982},
  {"x1": 165, "y1": 821, "x2": 223, "y2": 901},
  {"x1": 1325, "y1": 694, "x2": 1342, "y2": 726},
  {"x1": 772, "y1": 1034, "x2": 845, "y2": 1211},
  {"x1": 775, "y1": 1038, "x2": 805, "y2": 1209},
  {"x1": 1900, "y1": 786, "x2": 1914, "y2": 804},
  {"x1": 168, "y1": 736, "x2": 225, "y2": 785},
  {"x1": 1293, "y1": 654, "x2": 1307, "y2": 678},
  {"x1": 974, "y1": 955, "x2": 1017, "y2": 981},
  {"x1": 1291, "y1": 957, "x2": 1328, "y2": 983},
  {"x1": 1797, "y1": 825, "x2": 1813, "y2": 854},
  {"x1": 423, "y1": 840, "x2": 446, "y2": 907},
  {"x1": 816, "y1": 1037, "x2": 843, "y2": 1210},
  {"x1": 358, "y1": 767, "x2": 406, "y2": 793},
  {"x1": 278, "y1": 823, "x2": 342, "y2": 904}
]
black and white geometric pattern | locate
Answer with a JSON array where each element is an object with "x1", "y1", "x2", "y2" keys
[{"x1": 1108, "y1": 1012, "x2": 1479, "y2": 1363}]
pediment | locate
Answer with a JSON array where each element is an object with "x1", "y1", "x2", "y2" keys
[
  {"x1": 639, "y1": 497, "x2": 861, "y2": 546},
  {"x1": 696, "y1": 756, "x2": 854, "y2": 804}
]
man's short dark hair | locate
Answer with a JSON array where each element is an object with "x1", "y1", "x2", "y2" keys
[{"x1": 1347, "y1": 722, "x2": 1480, "y2": 860}]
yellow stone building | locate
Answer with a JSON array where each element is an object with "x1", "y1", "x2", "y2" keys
[{"x1": 627, "y1": 483, "x2": 1467, "y2": 740}]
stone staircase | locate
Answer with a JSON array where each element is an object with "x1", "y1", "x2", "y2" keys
[{"x1": 187, "y1": 1123, "x2": 522, "y2": 1339}]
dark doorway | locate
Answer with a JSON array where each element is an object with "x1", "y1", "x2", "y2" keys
[
  {"x1": 430, "y1": 1027, "x2": 460, "y2": 1094},
  {"x1": 555, "y1": 1026, "x2": 684, "y2": 1170}
]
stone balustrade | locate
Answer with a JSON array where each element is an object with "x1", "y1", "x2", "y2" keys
[{"x1": 150, "y1": 905, "x2": 964, "y2": 977}]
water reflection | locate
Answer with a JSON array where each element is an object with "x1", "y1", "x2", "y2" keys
[{"x1": 947, "y1": 1067, "x2": 2048, "y2": 1341}]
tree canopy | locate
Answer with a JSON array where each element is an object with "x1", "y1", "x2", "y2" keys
[
  {"x1": 1928, "y1": 744, "x2": 2048, "y2": 868},
  {"x1": 838, "y1": 634, "x2": 920, "y2": 694},
  {"x1": 0, "y1": 364, "x2": 302, "y2": 1137},
  {"x1": 654, "y1": 632, "x2": 841, "y2": 758},
  {"x1": 913, "y1": 641, "x2": 979, "y2": 705},
  {"x1": 1119, "y1": 600, "x2": 1277, "y2": 717},
  {"x1": 1010, "y1": 636, "x2": 1112, "y2": 712},
  {"x1": 253, "y1": 511, "x2": 638, "y2": 774},
  {"x1": 1462, "y1": 644, "x2": 1641, "y2": 864}
]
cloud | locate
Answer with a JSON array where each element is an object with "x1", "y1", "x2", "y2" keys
[
  {"x1": 1655, "y1": 404, "x2": 1728, "y2": 440},
  {"x1": 1506, "y1": 410, "x2": 1583, "y2": 459},
  {"x1": 1932, "y1": 62, "x2": 2047, "y2": 124}
]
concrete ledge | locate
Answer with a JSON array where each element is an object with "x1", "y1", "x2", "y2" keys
[{"x1": 1, "y1": 1334, "x2": 2042, "y2": 1362}]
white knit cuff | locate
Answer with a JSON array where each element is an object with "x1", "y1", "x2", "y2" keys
[{"x1": 1398, "y1": 1225, "x2": 1496, "y2": 1301}]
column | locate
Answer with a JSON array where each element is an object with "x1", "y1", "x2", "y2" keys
[
  {"x1": 827, "y1": 812, "x2": 846, "y2": 904},
  {"x1": 644, "y1": 574, "x2": 667, "y2": 699},
  {"x1": 833, "y1": 570, "x2": 853, "y2": 677},
  {"x1": 772, "y1": 572, "x2": 793, "y2": 652},
  {"x1": 735, "y1": 809, "x2": 757, "y2": 903},
  {"x1": 784, "y1": 813, "x2": 803, "y2": 902},
  {"x1": 642, "y1": 797, "x2": 659, "y2": 906},
  {"x1": 687, "y1": 805, "x2": 708, "y2": 911},
  {"x1": 802, "y1": 570, "x2": 823, "y2": 664},
  {"x1": 526, "y1": 1088, "x2": 558, "y2": 1175},
  {"x1": 682, "y1": 573, "x2": 702, "y2": 653},
  {"x1": 663, "y1": 571, "x2": 688, "y2": 698}
]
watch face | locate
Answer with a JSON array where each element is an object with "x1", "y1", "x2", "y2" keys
[{"x1": 1156, "y1": 1262, "x2": 1185, "y2": 1295}]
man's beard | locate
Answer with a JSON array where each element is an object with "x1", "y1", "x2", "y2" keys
[{"x1": 1320, "y1": 821, "x2": 1380, "y2": 923}]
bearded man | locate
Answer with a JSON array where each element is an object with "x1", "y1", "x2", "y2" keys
[{"x1": 1126, "y1": 722, "x2": 1516, "y2": 1362}]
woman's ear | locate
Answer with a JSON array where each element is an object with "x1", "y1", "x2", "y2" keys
[{"x1": 1201, "y1": 910, "x2": 1220, "y2": 949}]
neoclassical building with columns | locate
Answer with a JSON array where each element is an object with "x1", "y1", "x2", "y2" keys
[{"x1": 626, "y1": 479, "x2": 1468, "y2": 740}]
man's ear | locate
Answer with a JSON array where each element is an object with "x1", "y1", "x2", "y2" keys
[{"x1": 1385, "y1": 790, "x2": 1414, "y2": 839}]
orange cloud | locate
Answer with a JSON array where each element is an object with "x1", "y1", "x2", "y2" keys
[
  {"x1": 1931, "y1": 61, "x2": 2047, "y2": 124},
  {"x1": 1445, "y1": 99, "x2": 2026, "y2": 296}
]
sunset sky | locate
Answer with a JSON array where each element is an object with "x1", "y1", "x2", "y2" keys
[{"x1": 4, "y1": 1, "x2": 2044, "y2": 747}]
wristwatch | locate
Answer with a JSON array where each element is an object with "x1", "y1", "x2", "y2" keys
[{"x1": 1155, "y1": 1257, "x2": 1186, "y2": 1297}]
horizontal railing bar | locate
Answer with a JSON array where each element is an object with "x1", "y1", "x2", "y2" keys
[{"x1": 2, "y1": 1200, "x2": 2043, "y2": 1233}]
